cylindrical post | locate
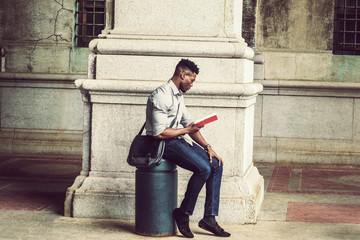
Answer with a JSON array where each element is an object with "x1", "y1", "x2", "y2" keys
[{"x1": 135, "y1": 159, "x2": 178, "y2": 236}]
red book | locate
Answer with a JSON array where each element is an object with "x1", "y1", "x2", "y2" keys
[{"x1": 194, "y1": 113, "x2": 218, "y2": 126}]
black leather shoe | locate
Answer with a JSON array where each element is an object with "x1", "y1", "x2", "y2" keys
[
  {"x1": 173, "y1": 208, "x2": 194, "y2": 238},
  {"x1": 198, "y1": 219, "x2": 231, "y2": 237}
]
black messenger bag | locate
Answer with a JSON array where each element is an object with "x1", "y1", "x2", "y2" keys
[
  {"x1": 126, "y1": 123, "x2": 165, "y2": 168},
  {"x1": 127, "y1": 103, "x2": 179, "y2": 168}
]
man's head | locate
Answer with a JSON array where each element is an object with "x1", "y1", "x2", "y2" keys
[{"x1": 173, "y1": 59, "x2": 199, "y2": 93}]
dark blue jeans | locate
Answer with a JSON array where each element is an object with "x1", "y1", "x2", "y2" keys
[{"x1": 164, "y1": 138, "x2": 223, "y2": 216}]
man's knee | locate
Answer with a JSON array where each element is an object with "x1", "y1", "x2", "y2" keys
[
  {"x1": 198, "y1": 164, "x2": 211, "y2": 180},
  {"x1": 211, "y1": 157, "x2": 223, "y2": 168}
]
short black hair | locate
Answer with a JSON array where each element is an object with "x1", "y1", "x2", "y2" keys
[{"x1": 175, "y1": 59, "x2": 199, "y2": 75}]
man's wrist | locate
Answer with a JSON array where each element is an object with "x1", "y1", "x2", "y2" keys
[{"x1": 204, "y1": 144, "x2": 211, "y2": 152}]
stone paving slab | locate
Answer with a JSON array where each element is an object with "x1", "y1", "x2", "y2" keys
[
  {"x1": 0, "y1": 155, "x2": 360, "y2": 239},
  {"x1": 287, "y1": 202, "x2": 360, "y2": 224},
  {"x1": 267, "y1": 164, "x2": 360, "y2": 195},
  {"x1": 0, "y1": 210, "x2": 359, "y2": 240}
]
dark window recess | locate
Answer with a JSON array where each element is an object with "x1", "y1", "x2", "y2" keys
[
  {"x1": 333, "y1": 0, "x2": 360, "y2": 55},
  {"x1": 75, "y1": 0, "x2": 105, "y2": 47}
]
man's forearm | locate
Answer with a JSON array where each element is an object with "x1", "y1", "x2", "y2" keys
[
  {"x1": 189, "y1": 131, "x2": 208, "y2": 148},
  {"x1": 156, "y1": 123, "x2": 203, "y2": 140},
  {"x1": 155, "y1": 128, "x2": 189, "y2": 140}
]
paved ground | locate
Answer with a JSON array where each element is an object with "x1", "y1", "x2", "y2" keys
[{"x1": 0, "y1": 154, "x2": 360, "y2": 240}]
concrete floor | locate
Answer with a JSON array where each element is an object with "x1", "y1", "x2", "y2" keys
[{"x1": 0, "y1": 154, "x2": 360, "y2": 240}]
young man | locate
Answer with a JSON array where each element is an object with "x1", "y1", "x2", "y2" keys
[{"x1": 145, "y1": 59, "x2": 230, "y2": 238}]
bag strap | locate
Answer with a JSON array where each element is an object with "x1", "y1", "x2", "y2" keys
[
  {"x1": 138, "y1": 122, "x2": 147, "y2": 136},
  {"x1": 139, "y1": 102, "x2": 180, "y2": 136}
]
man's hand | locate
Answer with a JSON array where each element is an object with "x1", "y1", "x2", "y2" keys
[
  {"x1": 186, "y1": 122, "x2": 203, "y2": 134},
  {"x1": 206, "y1": 147, "x2": 223, "y2": 166}
]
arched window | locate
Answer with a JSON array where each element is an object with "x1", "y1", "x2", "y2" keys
[
  {"x1": 333, "y1": 0, "x2": 360, "y2": 55},
  {"x1": 75, "y1": 0, "x2": 105, "y2": 47}
]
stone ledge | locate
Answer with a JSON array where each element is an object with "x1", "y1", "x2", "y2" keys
[
  {"x1": 0, "y1": 72, "x2": 87, "y2": 89},
  {"x1": 89, "y1": 38, "x2": 255, "y2": 60},
  {"x1": 0, "y1": 129, "x2": 82, "y2": 155},
  {"x1": 254, "y1": 137, "x2": 360, "y2": 164},
  {"x1": 257, "y1": 79, "x2": 360, "y2": 98},
  {"x1": 76, "y1": 79, "x2": 262, "y2": 108},
  {"x1": 0, "y1": 72, "x2": 86, "y2": 81},
  {"x1": 76, "y1": 79, "x2": 263, "y2": 98}
]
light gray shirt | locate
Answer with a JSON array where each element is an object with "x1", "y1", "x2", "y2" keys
[{"x1": 145, "y1": 80, "x2": 192, "y2": 136}]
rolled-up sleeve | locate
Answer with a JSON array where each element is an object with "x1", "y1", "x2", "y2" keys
[
  {"x1": 150, "y1": 92, "x2": 169, "y2": 136},
  {"x1": 180, "y1": 105, "x2": 192, "y2": 127}
]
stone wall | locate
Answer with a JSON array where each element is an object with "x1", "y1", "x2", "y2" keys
[
  {"x1": 256, "y1": 0, "x2": 359, "y2": 82},
  {"x1": 1, "y1": 0, "x2": 359, "y2": 164},
  {"x1": 254, "y1": 0, "x2": 360, "y2": 164},
  {"x1": 0, "y1": 0, "x2": 87, "y2": 155},
  {"x1": 242, "y1": 0, "x2": 257, "y2": 48}
]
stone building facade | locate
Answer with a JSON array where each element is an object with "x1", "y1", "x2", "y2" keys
[
  {"x1": 0, "y1": 0, "x2": 86, "y2": 155},
  {"x1": 0, "y1": 0, "x2": 359, "y2": 163},
  {"x1": 253, "y1": 0, "x2": 360, "y2": 164}
]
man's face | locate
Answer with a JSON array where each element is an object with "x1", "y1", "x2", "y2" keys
[{"x1": 180, "y1": 72, "x2": 197, "y2": 93}]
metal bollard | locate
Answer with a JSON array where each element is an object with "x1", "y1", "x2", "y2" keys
[{"x1": 135, "y1": 159, "x2": 178, "y2": 236}]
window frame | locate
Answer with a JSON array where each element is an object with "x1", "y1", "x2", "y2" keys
[
  {"x1": 74, "y1": 0, "x2": 106, "y2": 48},
  {"x1": 333, "y1": 0, "x2": 360, "y2": 55}
]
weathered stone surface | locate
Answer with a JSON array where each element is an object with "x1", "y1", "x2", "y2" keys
[
  {"x1": 95, "y1": 55, "x2": 254, "y2": 83},
  {"x1": 261, "y1": 51, "x2": 360, "y2": 83},
  {"x1": 0, "y1": 72, "x2": 84, "y2": 155},
  {"x1": 353, "y1": 99, "x2": 360, "y2": 140},
  {"x1": 242, "y1": 0, "x2": 257, "y2": 47},
  {"x1": 0, "y1": 0, "x2": 88, "y2": 74},
  {"x1": 2, "y1": 44, "x2": 34, "y2": 72},
  {"x1": 111, "y1": 0, "x2": 242, "y2": 38},
  {"x1": 257, "y1": 0, "x2": 334, "y2": 51},
  {"x1": 31, "y1": 44, "x2": 72, "y2": 73},
  {"x1": 262, "y1": 95, "x2": 353, "y2": 139},
  {"x1": 253, "y1": 80, "x2": 360, "y2": 164},
  {"x1": 1, "y1": 87, "x2": 82, "y2": 130},
  {"x1": 0, "y1": 128, "x2": 82, "y2": 155},
  {"x1": 253, "y1": 137, "x2": 277, "y2": 163},
  {"x1": 254, "y1": 137, "x2": 360, "y2": 165},
  {"x1": 0, "y1": 0, "x2": 73, "y2": 41},
  {"x1": 71, "y1": 48, "x2": 91, "y2": 73},
  {"x1": 253, "y1": 94, "x2": 262, "y2": 137}
]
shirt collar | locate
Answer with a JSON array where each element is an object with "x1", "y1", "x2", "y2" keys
[{"x1": 169, "y1": 79, "x2": 182, "y2": 96}]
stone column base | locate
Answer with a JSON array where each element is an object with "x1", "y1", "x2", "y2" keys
[
  {"x1": 66, "y1": 78, "x2": 263, "y2": 223},
  {"x1": 69, "y1": 174, "x2": 135, "y2": 219},
  {"x1": 67, "y1": 164, "x2": 263, "y2": 224},
  {"x1": 186, "y1": 164, "x2": 264, "y2": 223}
]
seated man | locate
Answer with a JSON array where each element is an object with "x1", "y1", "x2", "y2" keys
[{"x1": 145, "y1": 59, "x2": 230, "y2": 238}]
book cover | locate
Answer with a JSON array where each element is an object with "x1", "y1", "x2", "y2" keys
[{"x1": 194, "y1": 113, "x2": 218, "y2": 125}]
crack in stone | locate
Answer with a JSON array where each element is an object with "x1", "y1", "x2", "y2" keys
[
  {"x1": 30, "y1": 0, "x2": 73, "y2": 53},
  {"x1": 27, "y1": 0, "x2": 74, "y2": 72},
  {"x1": 54, "y1": 0, "x2": 63, "y2": 6}
]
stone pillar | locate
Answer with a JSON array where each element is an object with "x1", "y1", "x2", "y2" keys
[{"x1": 66, "y1": 0, "x2": 264, "y2": 224}]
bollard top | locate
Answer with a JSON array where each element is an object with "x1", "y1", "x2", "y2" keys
[{"x1": 136, "y1": 159, "x2": 176, "y2": 172}]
